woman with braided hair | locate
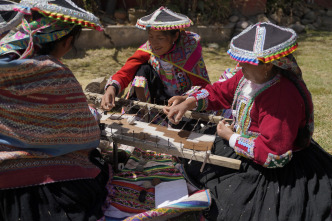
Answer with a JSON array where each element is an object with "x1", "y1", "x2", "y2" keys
[{"x1": 164, "y1": 22, "x2": 332, "y2": 221}]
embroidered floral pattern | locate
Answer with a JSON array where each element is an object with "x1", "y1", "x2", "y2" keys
[
  {"x1": 192, "y1": 89, "x2": 209, "y2": 111},
  {"x1": 263, "y1": 150, "x2": 293, "y2": 168}
]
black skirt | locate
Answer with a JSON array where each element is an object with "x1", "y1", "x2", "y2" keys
[
  {"x1": 0, "y1": 149, "x2": 109, "y2": 221},
  {"x1": 183, "y1": 138, "x2": 332, "y2": 221}
]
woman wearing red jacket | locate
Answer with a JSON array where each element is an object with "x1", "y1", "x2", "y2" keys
[
  {"x1": 164, "y1": 22, "x2": 332, "y2": 221},
  {"x1": 101, "y1": 6, "x2": 210, "y2": 109}
]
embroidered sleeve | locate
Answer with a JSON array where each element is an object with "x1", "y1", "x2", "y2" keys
[
  {"x1": 105, "y1": 49, "x2": 150, "y2": 92},
  {"x1": 183, "y1": 86, "x2": 201, "y2": 96},
  {"x1": 190, "y1": 89, "x2": 209, "y2": 111},
  {"x1": 233, "y1": 135, "x2": 292, "y2": 168},
  {"x1": 105, "y1": 78, "x2": 121, "y2": 93}
]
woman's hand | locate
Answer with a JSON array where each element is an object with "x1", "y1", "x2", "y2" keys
[
  {"x1": 163, "y1": 97, "x2": 196, "y2": 124},
  {"x1": 217, "y1": 119, "x2": 234, "y2": 141},
  {"x1": 167, "y1": 95, "x2": 188, "y2": 107},
  {"x1": 101, "y1": 86, "x2": 117, "y2": 110}
]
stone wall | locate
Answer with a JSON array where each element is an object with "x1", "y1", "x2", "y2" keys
[{"x1": 75, "y1": 2, "x2": 332, "y2": 50}]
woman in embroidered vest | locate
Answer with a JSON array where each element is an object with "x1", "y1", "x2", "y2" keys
[
  {"x1": 0, "y1": 1, "x2": 109, "y2": 220},
  {"x1": 101, "y1": 6, "x2": 210, "y2": 110},
  {"x1": 164, "y1": 22, "x2": 332, "y2": 221}
]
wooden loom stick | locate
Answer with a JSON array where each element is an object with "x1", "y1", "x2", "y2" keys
[
  {"x1": 85, "y1": 92, "x2": 232, "y2": 123},
  {"x1": 110, "y1": 135, "x2": 241, "y2": 170}
]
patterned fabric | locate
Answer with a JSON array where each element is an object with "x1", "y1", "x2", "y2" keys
[
  {"x1": 105, "y1": 77, "x2": 121, "y2": 94},
  {"x1": 131, "y1": 76, "x2": 150, "y2": 102},
  {"x1": 136, "y1": 6, "x2": 193, "y2": 31},
  {"x1": 263, "y1": 150, "x2": 292, "y2": 168},
  {"x1": 0, "y1": 0, "x2": 102, "y2": 59},
  {"x1": 110, "y1": 181, "x2": 155, "y2": 213},
  {"x1": 0, "y1": 17, "x2": 74, "y2": 58},
  {"x1": 102, "y1": 147, "x2": 211, "y2": 220},
  {"x1": 0, "y1": 55, "x2": 101, "y2": 189},
  {"x1": 191, "y1": 89, "x2": 209, "y2": 111},
  {"x1": 218, "y1": 63, "x2": 240, "y2": 82},
  {"x1": 122, "y1": 190, "x2": 211, "y2": 221}
]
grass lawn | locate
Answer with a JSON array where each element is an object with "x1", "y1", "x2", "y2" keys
[{"x1": 64, "y1": 30, "x2": 332, "y2": 153}]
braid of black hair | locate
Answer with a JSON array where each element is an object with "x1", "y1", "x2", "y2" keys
[{"x1": 276, "y1": 66, "x2": 312, "y2": 147}]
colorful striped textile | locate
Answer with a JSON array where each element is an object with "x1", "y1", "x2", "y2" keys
[
  {"x1": 0, "y1": 55, "x2": 101, "y2": 189},
  {"x1": 102, "y1": 147, "x2": 211, "y2": 220}
]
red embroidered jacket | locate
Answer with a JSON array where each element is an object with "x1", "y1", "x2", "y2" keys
[{"x1": 191, "y1": 70, "x2": 307, "y2": 168}]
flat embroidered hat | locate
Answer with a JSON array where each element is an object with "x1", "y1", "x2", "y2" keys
[
  {"x1": 228, "y1": 22, "x2": 298, "y2": 65},
  {"x1": 136, "y1": 6, "x2": 193, "y2": 30},
  {"x1": 19, "y1": 0, "x2": 102, "y2": 31},
  {"x1": 0, "y1": 0, "x2": 102, "y2": 59},
  {"x1": 0, "y1": 0, "x2": 23, "y2": 35}
]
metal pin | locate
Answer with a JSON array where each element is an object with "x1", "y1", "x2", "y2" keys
[
  {"x1": 191, "y1": 118, "x2": 201, "y2": 132},
  {"x1": 180, "y1": 141, "x2": 184, "y2": 157},
  {"x1": 132, "y1": 130, "x2": 134, "y2": 141},
  {"x1": 188, "y1": 144, "x2": 195, "y2": 164},
  {"x1": 200, "y1": 146, "x2": 210, "y2": 173},
  {"x1": 166, "y1": 139, "x2": 171, "y2": 153}
]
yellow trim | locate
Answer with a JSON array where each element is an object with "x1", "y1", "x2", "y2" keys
[{"x1": 138, "y1": 48, "x2": 210, "y2": 84}]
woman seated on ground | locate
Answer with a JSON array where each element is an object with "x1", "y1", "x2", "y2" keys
[
  {"x1": 0, "y1": 1, "x2": 108, "y2": 220},
  {"x1": 101, "y1": 6, "x2": 210, "y2": 110},
  {"x1": 164, "y1": 22, "x2": 332, "y2": 221}
]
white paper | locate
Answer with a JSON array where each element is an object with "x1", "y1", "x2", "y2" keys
[{"x1": 155, "y1": 179, "x2": 188, "y2": 208}]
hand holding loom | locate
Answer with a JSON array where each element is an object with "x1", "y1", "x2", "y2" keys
[
  {"x1": 164, "y1": 97, "x2": 197, "y2": 124},
  {"x1": 217, "y1": 120, "x2": 234, "y2": 141},
  {"x1": 101, "y1": 85, "x2": 117, "y2": 110}
]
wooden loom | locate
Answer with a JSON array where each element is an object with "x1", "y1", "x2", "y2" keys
[{"x1": 99, "y1": 97, "x2": 242, "y2": 171}]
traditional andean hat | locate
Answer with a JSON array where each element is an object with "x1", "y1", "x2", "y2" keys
[
  {"x1": 136, "y1": 6, "x2": 193, "y2": 30},
  {"x1": 228, "y1": 22, "x2": 298, "y2": 65},
  {"x1": 0, "y1": 0, "x2": 102, "y2": 58},
  {"x1": 18, "y1": 0, "x2": 102, "y2": 31}
]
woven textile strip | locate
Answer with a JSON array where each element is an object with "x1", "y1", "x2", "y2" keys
[
  {"x1": 123, "y1": 190, "x2": 211, "y2": 221},
  {"x1": 103, "y1": 147, "x2": 210, "y2": 220}
]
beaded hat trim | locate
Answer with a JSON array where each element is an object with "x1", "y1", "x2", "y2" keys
[
  {"x1": 19, "y1": 0, "x2": 102, "y2": 31},
  {"x1": 227, "y1": 22, "x2": 298, "y2": 65},
  {"x1": 136, "y1": 6, "x2": 193, "y2": 30}
]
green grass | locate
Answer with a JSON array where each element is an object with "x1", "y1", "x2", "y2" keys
[{"x1": 64, "y1": 31, "x2": 332, "y2": 153}]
